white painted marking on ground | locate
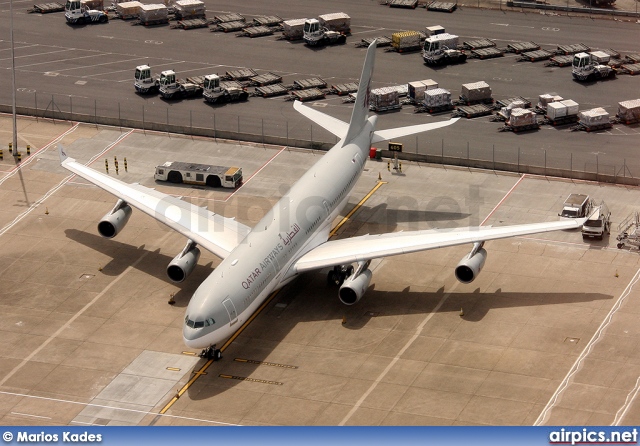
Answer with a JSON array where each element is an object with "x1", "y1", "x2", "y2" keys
[
  {"x1": 10, "y1": 412, "x2": 51, "y2": 420},
  {"x1": 15, "y1": 53, "x2": 105, "y2": 69},
  {"x1": 0, "y1": 48, "x2": 71, "y2": 61},
  {"x1": 613, "y1": 376, "x2": 640, "y2": 425},
  {"x1": 535, "y1": 267, "x2": 640, "y2": 425}
]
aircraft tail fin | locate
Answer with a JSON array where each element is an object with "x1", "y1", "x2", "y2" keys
[{"x1": 343, "y1": 40, "x2": 376, "y2": 144}]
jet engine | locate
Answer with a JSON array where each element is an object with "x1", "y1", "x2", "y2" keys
[
  {"x1": 339, "y1": 268, "x2": 372, "y2": 305},
  {"x1": 167, "y1": 240, "x2": 200, "y2": 283},
  {"x1": 98, "y1": 199, "x2": 132, "y2": 238},
  {"x1": 454, "y1": 242, "x2": 487, "y2": 284}
]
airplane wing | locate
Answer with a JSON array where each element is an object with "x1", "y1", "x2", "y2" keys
[
  {"x1": 59, "y1": 146, "x2": 250, "y2": 259},
  {"x1": 293, "y1": 219, "x2": 584, "y2": 273}
]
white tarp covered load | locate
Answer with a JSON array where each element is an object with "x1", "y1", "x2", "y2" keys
[
  {"x1": 116, "y1": 1, "x2": 142, "y2": 18},
  {"x1": 318, "y1": 12, "x2": 350, "y2": 33},
  {"x1": 461, "y1": 81, "x2": 491, "y2": 102},
  {"x1": 561, "y1": 99, "x2": 579, "y2": 116},
  {"x1": 370, "y1": 87, "x2": 399, "y2": 109},
  {"x1": 423, "y1": 88, "x2": 452, "y2": 108},
  {"x1": 174, "y1": 0, "x2": 205, "y2": 18},
  {"x1": 282, "y1": 18, "x2": 307, "y2": 40},
  {"x1": 617, "y1": 99, "x2": 640, "y2": 122},
  {"x1": 408, "y1": 79, "x2": 438, "y2": 102},
  {"x1": 508, "y1": 109, "x2": 537, "y2": 127},
  {"x1": 579, "y1": 107, "x2": 610, "y2": 126},
  {"x1": 139, "y1": 4, "x2": 168, "y2": 22},
  {"x1": 547, "y1": 102, "x2": 567, "y2": 120},
  {"x1": 537, "y1": 93, "x2": 563, "y2": 110}
]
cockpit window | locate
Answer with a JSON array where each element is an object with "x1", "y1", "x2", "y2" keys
[{"x1": 185, "y1": 315, "x2": 214, "y2": 328}]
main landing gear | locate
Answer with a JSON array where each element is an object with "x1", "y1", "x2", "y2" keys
[
  {"x1": 200, "y1": 345, "x2": 222, "y2": 361},
  {"x1": 327, "y1": 265, "x2": 354, "y2": 286}
]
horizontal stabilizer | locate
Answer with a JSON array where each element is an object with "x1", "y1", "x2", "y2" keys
[
  {"x1": 293, "y1": 101, "x2": 349, "y2": 140},
  {"x1": 372, "y1": 118, "x2": 460, "y2": 143}
]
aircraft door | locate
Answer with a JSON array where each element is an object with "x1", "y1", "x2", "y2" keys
[{"x1": 222, "y1": 298, "x2": 238, "y2": 326}]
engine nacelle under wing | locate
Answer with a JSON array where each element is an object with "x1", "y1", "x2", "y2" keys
[
  {"x1": 339, "y1": 268, "x2": 373, "y2": 305},
  {"x1": 454, "y1": 248, "x2": 487, "y2": 284},
  {"x1": 97, "y1": 201, "x2": 132, "y2": 238},
  {"x1": 167, "y1": 243, "x2": 201, "y2": 283}
]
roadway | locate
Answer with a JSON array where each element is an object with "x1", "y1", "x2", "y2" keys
[{"x1": 0, "y1": 0, "x2": 639, "y2": 173}]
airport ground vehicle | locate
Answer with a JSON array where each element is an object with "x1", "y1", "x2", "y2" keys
[
  {"x1": 64, "y1": 0, "x2": 107, "y2": 24},
  {"x1": 303, "y1": 13, "x2": 350, "y2": 46},
  {"x1": 201, "y1": 75, "x2": 249, "y2": 104},
  {"x1": 422, "y1": 33, "x2": 466, "y2": 66},
  {"x1": 154, "y1": 162, "x2": 243, "y2": 188},
  {"x1": 159, "y1": 70, "x2": 203, "y2": 99},
  {"x1": 581, "y1": 202, "x2": 611, "y2": 240},
  {"x1": 572, "y1": 52, "x2": 615, "y2": 82},
  {"x1": 559, "y1": 194, "x2": 592, "y2": 220},
  {"x1": 134, "y1": 65, "x2": 159, "y2": 94}
]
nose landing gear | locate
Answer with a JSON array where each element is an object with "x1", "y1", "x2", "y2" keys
[{"x1": 200, "y1": 345, "x2": 222, "y2": 360}]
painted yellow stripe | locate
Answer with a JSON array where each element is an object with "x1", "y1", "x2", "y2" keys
[
  {"x1": 330, "y1": 181, "x2": 386, "y2": 238},
  {"x1": 166, "y1": 367, "x2": 181, "y2": 372}
]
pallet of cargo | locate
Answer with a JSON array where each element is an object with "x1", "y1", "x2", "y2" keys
[
  {"x1": 495, "y1": 96, "x2": 531, "y2": 109},
  {"x1": 545, "y1": 55, "x2": 574, "y2": 67},
  {"x1": 453, "y1": 104, "x2": 493, "y2": 118},
  {"x1": 249, "y1": 72, "x2": 282, "y2": 86},
  {"x1": 388, "y1": 0, "x2": 419, "y2": 7},
  {"x1": 470, "y1": 48, "x2": 503, "y2": 60},
  {"x1": 223, "y1": 69, "x2": 258, "y2": 81},
  {"x1": 212, "y1": 21, "x2": 246, "y2": 32},
  {"x1": 329, "y1": 83, "x2": 359, "y2": 96},
  {"x1": 619, "y1": 63, "x2": 640, "y2": 75},
  {"x1": 254, "y1": 84, "x2": 289, "y2": 98},
  {"x1": 212, "y1": 13, "x2": 244, "y2": 24},
  {"x1": 462, "y1": 39, "x2": 496, "y2": 50},
  {"x1": 293, "y1": 77, "x2": 327, "y2": 90},
  {"x1": 28, "y1": 2, "x2": 65, "y2": 13},
  {"x1": 171, "y1": 18, "x2": 208, "y2": 29},
  {"x1": 555, "y1": 43, "x2": 590, "y2": 55},
  {"x1": 518, "y1": 49, "x2": 553, "y2": 62},
  {"x1": 427, "y1": 1, "x2": 457, "y2": 12},
  {"x1": 289, "y1": 88, "x2": 325, "y2": 102},
  {"x1": 506, "y1": 41, "x2": 540, "y2": 54},
  {"x1": 356, "y1": 37, "x2": 392, "y2": 48},
  {"x1": 253, "y1": 15, "x2": 282, "y2": 27}
]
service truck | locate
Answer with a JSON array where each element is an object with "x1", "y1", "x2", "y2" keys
[
  {"x1": 422, "y1": 33, "x2": 466, "y2": 66},
  {"x1": 154, "y1": 162, "x2": 243, "y2": 188},
  {"x1": 202, "y1": 74, "x2": 249, "y2": 104},
  {"x1": 65, "y1": 0, "x2": 108, "y2": 24},
  {"x1": 581, "y1": 201, "x2": 611, "y2": 240},
  {"x1": 158, "y1": 70, "x2": 203, "y2": 99},
  {"x1": 558, "y1": 193, "x2": 592, "y2": 220},
  {"x1": 572, "y1": 52, "x2": 615, "y2": 82},
  {"x1": 303, "y1": 13, "x2": 350, "y2": 46},
  {"x1": 134, "y1": 65, "x2": 159, "y2": 94}
]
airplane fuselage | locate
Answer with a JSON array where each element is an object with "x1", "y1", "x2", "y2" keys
[{"x1": 182, "y1": 118, "x2": 376, "y2": 349}]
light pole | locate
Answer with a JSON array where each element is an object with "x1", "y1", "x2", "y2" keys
[{"x1": 11, "y1": 0, "x2": 18, "y2": 156}]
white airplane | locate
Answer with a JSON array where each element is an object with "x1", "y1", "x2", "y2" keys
[{"x1": 60, "y1": 41, "x2": 584, "y2": 360}]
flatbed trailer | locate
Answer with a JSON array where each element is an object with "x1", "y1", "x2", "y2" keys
[
  {"x1": 625, "y1": 54, "x2": 640, "y2": 64},
  {"x1": 456, "y1": 97, "x2": 494, "y2": 107},
  {"x1": 495, "y1": 96, "x2": 531, "y2": 109},
  {"x1": 545, "y1": 55, "x2": 574, "y2": 67},
  {"x1": 211, "y1": 21, "x2": 246, "y2": 32},
  {"x1": 289, "y1": 88, "x2": 325, "y2": 102},
  {"x1": 238, "y1": 26, "x2": 273, "y2": 38},
  {"x1": 427, "y1": 1, "x2": 457, "y2": 12},
  {"x1": 254, "y1": 84, "x2": 289, "y2": 98},
  {"x1": 249, "y1": 72, "x2": 282, "y2": 86},
  {"x1": 293, "y1": 78, "x2": 327, "y2": 90},
  {"x1": 618, "y1": 63, "x2": 640, "y2": 76},
  {"x1": 387, "y1": 0, "x2": 419, "y2": 8},
  {"x1": 370, "y1": 103, "x2": 402, "y2": 112},
  {"x1": 499, "y1": 122, "x2": 540, "y2": 132},
  {"x1": 463, "y1": 39, "x2": 496, "y2": 50},
  {"x1": 556, "y1": 43, "x2": 590, "y2": 55},
  {"x1": 470, "y1": 47, "x2": 503, "y2": 60},
  {"x1": 171, "y1": 18, "x2": 208, "y2": 30},
  {"x1": 453, "y1": 104, "x2": 493, "y2": 118},
  {"x1": 570, "y1": 122, "x2": 613, "y2": 132},
  {"x1": 507, "y1": 41, "x2": 540, "y2": 54},
  {"x1": 518, "y1": 49, "x2": 553, "y2": 62},
  {"x1": 543, "y1": 114, "x2": 579, "y2": 126},
  {"x1": 414, "y1": 104, "x2": 455, "y2": 114},
  {"x1": 224, "y1": 69, "x2": 258, "y2": 81},
  {"x1": 212, "y1": 12, "x2": 244, "y2": 23},
  {"x1": 356, "y1": 37, "x2": 392, "y2": 48},
  {"x1": 253, "y1": 15, "x2": 282, "y2": 27},
  {"x1": 329, "y1": 83, "x2": 359, "y2": 96},
  {"x1": 28, "y1": 2, "x2": 65, "y2": 13}
]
